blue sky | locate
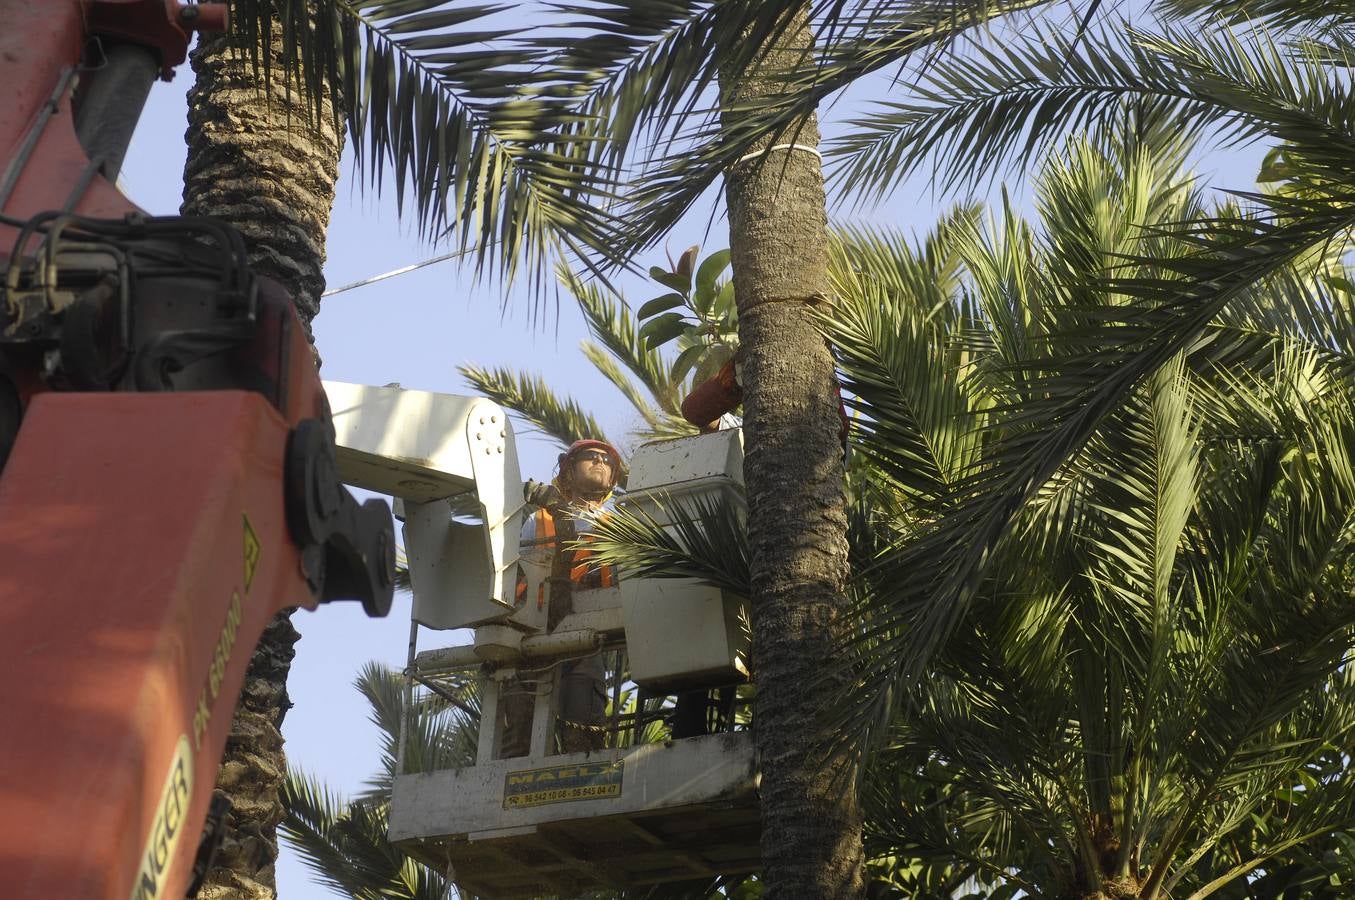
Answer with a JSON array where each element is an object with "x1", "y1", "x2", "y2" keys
[{"x1": 119, "y1": 13, "x2": 1268, "y2": 895}]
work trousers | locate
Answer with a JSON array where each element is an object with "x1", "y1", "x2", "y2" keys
[{"x1": 500, "y1": 582, "x2": 607, "y2": 758}]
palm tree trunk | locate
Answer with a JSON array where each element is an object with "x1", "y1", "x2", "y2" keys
[
  {"x1": 180, "y1": 20, "x2": 343, "y2": 899},
  {"x1": 720, "y1": 9, "x2": 864, "y2": 898}
]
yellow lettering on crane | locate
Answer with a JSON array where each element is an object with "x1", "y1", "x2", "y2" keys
[
  {"x1": 242, "y1": 514, "x2": 261, "y2": 593},
  {"x1": 130, "y1": 735, "x2": 192, "y2": 900},
  {"x1": 191, "y1": 591, "x2": 242, "y2": 751}
]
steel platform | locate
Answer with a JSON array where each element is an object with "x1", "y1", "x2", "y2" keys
[{"x1": 389, "y1": 732, "x2": 759, "y2": 898}]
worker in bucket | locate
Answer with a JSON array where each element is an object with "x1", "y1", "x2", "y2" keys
[{"x1": 501, "y1": 439, "x2": 622, "y2": 757}]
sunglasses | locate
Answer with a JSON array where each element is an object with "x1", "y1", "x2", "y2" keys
[{"x1": 576, "y1": 450, "x2": 614, "y2": 465}]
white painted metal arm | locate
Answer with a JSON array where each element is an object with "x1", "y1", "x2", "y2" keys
[{"x1": 323, "y1": 381, "x2": 525, "y2": 629}]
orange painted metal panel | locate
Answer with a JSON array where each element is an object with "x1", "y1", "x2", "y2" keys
[
  {"x1": 0, "y1": 391, "x2": 317, "y2": 898},
  {"x1": 0, "y1": 2, "x2": 141, "y2": 239}
]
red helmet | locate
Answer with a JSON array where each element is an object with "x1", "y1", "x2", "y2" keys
[
  {"x1": 559, "y1": 439, "x2": 622, "y2": 474},
  {"x1": 556, "y1": 439, "x2": 623, "y2": 499}
]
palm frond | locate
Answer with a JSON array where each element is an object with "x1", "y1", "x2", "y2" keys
[
  {"x1": 525, "y1": 0, "x2": 731, "y2": 170},
  {"x1": 282, "y1": 772, "x2": 418, "y2": 900},
  {"x1": 852, "y1": 182, "x2": 1355, "y2": 733},
  {"x1": 280, "y1": 772, "x2": 353, "y2": 895},
  {"x1": 1160, "y1": 0, "x2": 1355, "y2": 31},
  {"x1": 1209, "y1": 255, "x2": 1355, "y2": 381},
  {"x1": 580, "y1": 343, "x2": 662, "y2": 427},
  {"x1": 822, "y1": 114, "x2": 1355, "y2": 895},
  {"x1": 826, "y1": 20, "x2": 1355, "y2": 203},
  {"x1": 575, "y1": 342, "x2": 702, "y2": 443},
  {"x1": 227, "y1": 0, "x2": 624, "y2": 292},
  {"x1": 560, "y1": 265, "x2": 678, "y2": 412},
  {"x1": 458, "y1": 363, "x2": 612, "y2": 449},
  {"x1": 282, "y1": 663, "x2": 472, "y2": 898},
  {"x1": 824, "y1": 217, "x2": 986, "y2": 506},
  {"x1": 586, "y1": 493, "x2": 749, "y2": 598},
  {"x1": 353, "y1": 660, "x2": 480, "y2": 800},
  {"x1": 853, "y1": 351, "x2": 1355, "y2": 898},
  {"x1": 596, "y1": 0, "x2": 1059, "y2": 260},
  {"x1": 528, "y1": 0, "x2": 1012, "y2": 172}
]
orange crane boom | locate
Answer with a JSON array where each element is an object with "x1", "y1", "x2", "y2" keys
[{"x1": 0, "y1": 3, "x2": 394, "y2": 897}]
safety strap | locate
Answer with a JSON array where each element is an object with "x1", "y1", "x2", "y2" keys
[{"x1": 733, "y1": 142, "x2": 823, "y2": 166}]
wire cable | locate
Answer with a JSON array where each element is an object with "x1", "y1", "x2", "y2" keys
[
  {"x1": 3, "y1": 212, "x2": 473, "y2": 301},
  {"x1": 321, "y1": 246, "x2": 475, "y2": 297}
]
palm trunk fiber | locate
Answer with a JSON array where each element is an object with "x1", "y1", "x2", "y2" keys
[
  {"x1": 720, "y1": 9, "x2": 865, "y2": 898},
  {"x1": 180, "y1": 21, "x2": 342, "y2": 899}
]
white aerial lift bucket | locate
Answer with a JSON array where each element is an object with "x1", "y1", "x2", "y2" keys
[{"x1": 324, "y1": 382, "x2": 760, "y2": 899}]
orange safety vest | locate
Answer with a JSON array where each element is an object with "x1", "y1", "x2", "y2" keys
[{"x1": 515, "y1": 506, "x2": 616, "y2": 608}]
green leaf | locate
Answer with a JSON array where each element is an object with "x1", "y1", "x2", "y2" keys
[
  {"x1": 671, "y1": 344, "x2": 707, "y2": 385},
  {"x1": 569, "y1": 0, "x2": 1056, "y2": 266},
  {"x1": 637, "y1": 292, "x2": 688, "y2": 320},
  {"x1": 638, "y1": 312, "x2": 689, "y2": 350},
  {"x1": 649, "y1": 266, "x2": 691, "y2": 294},
  {"x1": 559, "y1": 264, "x2": 682, "y2": 418},
  {"x1": 695, "y1": 248, "x2": 732, "y2": 302},
  {"x1": 586, "y1": 492, "x2": 749, "y2": 597},
  {"x1": 580, "y1": 343, "x2": 661, "y2": 431},
  {"x1": 714, "y1": 280, "x2": 737, "y2": 320}
]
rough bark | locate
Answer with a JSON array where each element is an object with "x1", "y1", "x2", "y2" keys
[
  {"x1": 720, "y1": 10, "x2": 865, "y2": 898},
  {"x1": 181, "y1": 34, "x2": 341, "y2": 334},
  {"x1": 181, "y1": 21, "x2": 342, "y2": 899}
]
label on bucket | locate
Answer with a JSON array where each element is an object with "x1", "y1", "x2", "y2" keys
[{"x1": 503, "y1": 760, "x2": 624, "y2": 809}]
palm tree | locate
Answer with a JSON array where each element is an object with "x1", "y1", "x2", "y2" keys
[
  {"x1": 282, "y1": 662, "x2": 476, "y2": 900},
  {"x1": 514, "y1": 6, "x2": 1078, "y2": 891},
  {"x1": 808, "y1": 0, "x2": 1355, "y2": 720},
  {"x1": 844, "y1": 134, "x2": 1355, "y2": 900},
  {"x1": 590, "y1": 130, "x2": 1355, "y2": 898},
  {"x1": 713, "y1": 17, "x2": 867, "y2": 891}
]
